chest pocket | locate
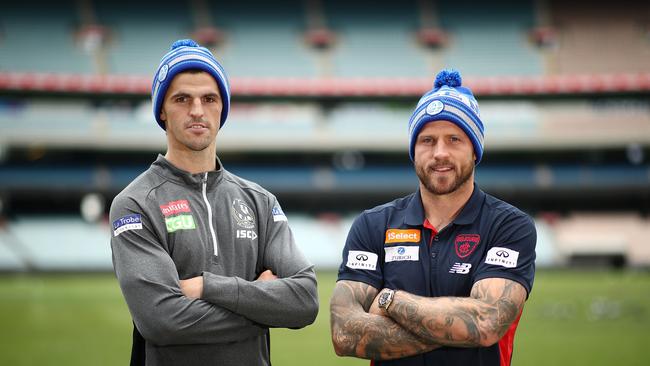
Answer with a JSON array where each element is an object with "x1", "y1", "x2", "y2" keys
[{"x1": 382, "y1": 244, "x2": 426, "y2": 295}]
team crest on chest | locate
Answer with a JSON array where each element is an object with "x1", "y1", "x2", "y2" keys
[
  {"x1": 231, "y1": 198, "x2": 255, "y2": 229},
  {"x1": 454, "y1": 234, "x2": 480, "y2": 258}
]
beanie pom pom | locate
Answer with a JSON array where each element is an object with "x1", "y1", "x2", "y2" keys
[
  {"x1": 434, "y1": 69, "x2": 462, "y2": 88},
  {"x1": 170, "y1": 39, "x2": 199, "y2": 50}
]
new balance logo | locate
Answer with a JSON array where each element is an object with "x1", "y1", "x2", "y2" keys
[{"x1": 449, "y1": 263, "x2": 472, "y2": 274}]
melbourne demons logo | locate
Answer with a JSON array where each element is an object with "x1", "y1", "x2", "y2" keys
[{"x1": 454, "y1": 234, "x2": 480, "y2": 258}]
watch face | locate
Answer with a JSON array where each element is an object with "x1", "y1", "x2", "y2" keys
[{"x1": 379, "y1": 291, "x2": 390, "y2": 307}]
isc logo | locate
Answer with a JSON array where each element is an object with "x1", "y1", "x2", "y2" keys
[{"x1": 236, "y1": 229, "x2": 258, "y2": 240}]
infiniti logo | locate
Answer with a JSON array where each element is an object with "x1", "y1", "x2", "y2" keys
[
  {"x1": 496, "y1": 250, "x2": 509, "y2": 257},
  {"x1": 356, "y1": 254, "x2": 369, "y2": 261}
]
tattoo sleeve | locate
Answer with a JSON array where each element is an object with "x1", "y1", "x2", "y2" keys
[
  {"x1": 330, "y1": 280, "x2": 441, "y2": 360},
  {"x1": 386, "y1": 278, "x2": 527, "y2": 348}
]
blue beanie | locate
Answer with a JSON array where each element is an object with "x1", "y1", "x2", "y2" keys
[
  {"x1": 152, "y1": 39, "x2": 230, "y2": 130},
  {"x1": 408, "y1": 69, "x2": 485, "y2": 164}
]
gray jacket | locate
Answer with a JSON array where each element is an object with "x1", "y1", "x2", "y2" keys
[{"x1": 110, "y1": 155, "x2": 319, "y2": 366}]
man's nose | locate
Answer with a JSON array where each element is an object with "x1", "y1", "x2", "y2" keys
[
  {"x1": 189, "y1": 98, "x2": 204, "y2": 118},
  {"x1": 432, "y1": 141, "x2": 450, "y2": 159}
]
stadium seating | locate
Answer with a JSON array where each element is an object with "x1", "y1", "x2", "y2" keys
[
  {"x1": 2, "y1": 216, "x2": 112, "y2": 271},
  {"x1": 0, "y1": 0, "x2": 648, "y2": 272},
  {"x1": 553, "y1": 213, "x2": 649, "y2": 267},
  {"x1": 0, "y1": 226, "x2": 27, "y2": 271},
  {"x1": 94, "y1": 0, "x2": 193, "y2": 75},
  {"x1": 548, "y1": 0, "x2": 650, "y2": 74},
  {"x1": 0, "y1": 4, "x2": 93, "y2": 73},
  {"x1": 437, "y1": 0, "x2": 543, "y2": 76}
]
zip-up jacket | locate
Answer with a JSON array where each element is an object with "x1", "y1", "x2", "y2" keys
[{"x1": 110, "y1": 155, "x2": 319, "y2": 366}]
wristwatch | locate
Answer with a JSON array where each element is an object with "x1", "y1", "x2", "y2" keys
[{"x1": 377, "y1": 289, "x2": 395, "y2": 312}]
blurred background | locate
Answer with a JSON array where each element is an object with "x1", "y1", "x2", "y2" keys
[{"x1": 0, "y1": 0, "x2": 649, "y2": 365}]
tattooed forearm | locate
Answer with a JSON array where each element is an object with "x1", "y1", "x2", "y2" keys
[
  {"x1": 330, "y1": 280, "x2": 440, "y2": 360},
  {"x1": 387, "y1": 278, "x2": 526, "y2": 348}
]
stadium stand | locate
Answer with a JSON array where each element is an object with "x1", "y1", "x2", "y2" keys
[
  {"x1": 438, "y1": 0, "x2": 543, "y2": 76},
  {"x1": 0, "y1": 3, "x2": 93, "y2": 73},
  {"x1": 2, "y1": 216, "x2": 112, "y2": 271},
  {"x1": 0, "y1": 225, "x2": 27, "y2": 271},
  {"x1": 0, "y1": 0, "x2": 648, "y2": 270},
  {"x1": 547, "y1": 0, "x2": 650, "y2": 75},
  {"x1": 94, "y1": 0, "x2": 193, "y2": 75},
  {"x1": 553, "y1": 213, "x2": 650, "y2": 268},
  {"x1": 323, "y1": 0, "x2": 428, "y2": 77},
  {"x1": 210, "y1": 1, "x2": 317, "y2": 77}
]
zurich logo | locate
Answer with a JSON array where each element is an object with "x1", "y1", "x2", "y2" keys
[
  {"x1": 397, "y1": 247, "x2": 406, "y2": 255},
  {"x1": 426, "y1": 100, "x2": 444, "y2": 115}
]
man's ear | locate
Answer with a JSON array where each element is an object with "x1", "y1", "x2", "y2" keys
[{"x1": 160, "y1": 109, "x2": 166, "y2": 122}]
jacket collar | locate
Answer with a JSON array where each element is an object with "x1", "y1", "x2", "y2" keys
[{"x1": 151, "y1": 154, "x2": 224, "y2": 189}]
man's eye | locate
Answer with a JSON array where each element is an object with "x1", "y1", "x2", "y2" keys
[{"x1": 175, "y1": 96, "x2": 186, "y2": 103}]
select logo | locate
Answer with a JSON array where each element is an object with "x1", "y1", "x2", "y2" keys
[{"x1": 385, "y1": 229, "x2": 421, "y2": 244}]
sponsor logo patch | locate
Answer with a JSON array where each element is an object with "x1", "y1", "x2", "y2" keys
[
  {"x1": 113, "y1": 214, "x2": 142, "y2": 237},
  {"x1": 159, "y1": 199, "x2": 191, "y2": 217},
  {"x1": 236, "y1": 229, "x2": 258, "y2": 240},
  {"x1": 346, "y1": 250, "x2": 378, "y2": 270},
  {"x1": 158, "y1": 64, "x2": 169, "y2": 82},
  {"x1": 385, "y1": 246, "x2": 419, "y2": 262},
  {"x1": 165, "y1": 214, "x2": 196, "y2": 233},
  {"x1": 272, "y1": 205, "x2": 287, "y2": 222},
  {"x1": 426, "y1": 100, "x2": 444, "y2": 115},
  {"x1": 232, "y1": 199, "x2": 255, "y2": 229},
  {"x1": 449, "y1": 262, "x2": 472, "y2": 274},
  {"x1": 485, "y1": 247, "x2": 520, "y2": 268},
  {"x1": 455, "y1": 234, "x2": 481, "y2": 258},
  {"x1": 385, "y1": 229, "x2": 421, "y2": 244}
]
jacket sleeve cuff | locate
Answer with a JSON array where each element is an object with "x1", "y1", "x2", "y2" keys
[{"x1": 201, "y1": 271, "x2": 240, "y2": 312}]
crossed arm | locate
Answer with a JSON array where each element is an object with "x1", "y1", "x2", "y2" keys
[
  {"x1": 330, "y1": 280, "x2": 440, "y2": 360},
  {"x1": 179, "y1": 269, "x2": 278, "y2": 298},
  {"x1": 330, "y1": 277, "x2": 527, "y2": 360}
]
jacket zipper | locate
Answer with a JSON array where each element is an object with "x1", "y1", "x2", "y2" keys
[{"x1": 202, "y1": 173, "x2": 218, "y2": 256}]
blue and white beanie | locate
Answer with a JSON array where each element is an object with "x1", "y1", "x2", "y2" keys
[
  {"x1": 151, "y1": 39, "x2": 230, "y2": 130},
  {"x1": 408, "y1": 69, "x2": 485, "y2": 164}
]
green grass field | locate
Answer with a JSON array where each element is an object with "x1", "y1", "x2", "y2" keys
[{"x1": 0, "y1": 270, "x2": 648, "y2": 365}]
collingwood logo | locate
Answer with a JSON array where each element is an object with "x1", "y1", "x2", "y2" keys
[{"x1": 232, "y1": 199, "x2": 255, "y2": 229}]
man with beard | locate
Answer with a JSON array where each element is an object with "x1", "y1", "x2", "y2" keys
[
  {"x1": 330, "y1": 70, "x2": 536, "y2": 366},
  {"x1": 110, "y1": 39, "x2": 318, "y2": 366}
]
